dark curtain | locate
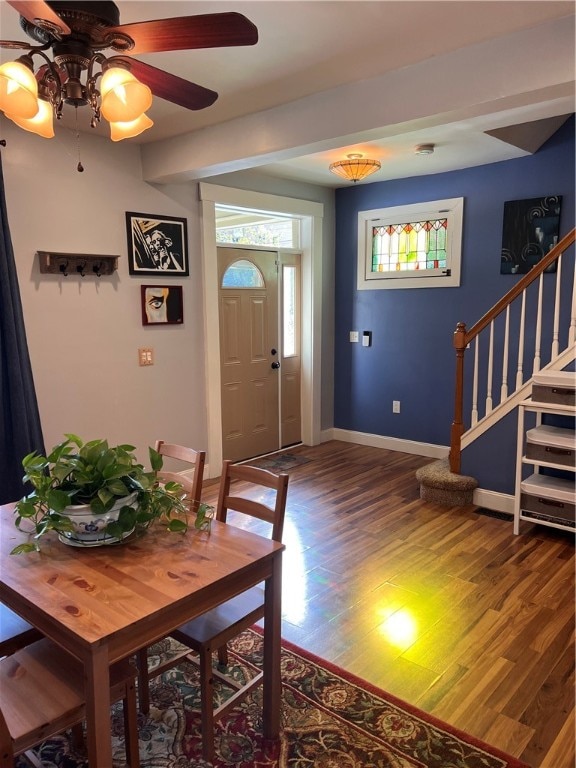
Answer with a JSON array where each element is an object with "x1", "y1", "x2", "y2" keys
[{"x1": 0, "y1": 149, "x2": 44, "y2": 504}]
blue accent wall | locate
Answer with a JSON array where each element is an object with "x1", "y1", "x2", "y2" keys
[{"x1": 334, "y1": 116, "x2": 575, "y2": 493}]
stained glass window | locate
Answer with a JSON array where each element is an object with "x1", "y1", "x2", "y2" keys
[
  {"x1": 371, "y1": 219, "x2": 448, "y2": 273},
  {"x1": 221, "y1": 259, "x2": 264, "y2": 288},
  {"x1": 357, "y1": 198, "x2": 463, "y2": 290}
]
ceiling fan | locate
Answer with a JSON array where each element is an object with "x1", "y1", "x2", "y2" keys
[{"x1": 0, "y1": 1, "x2": 258, "y2": 142}]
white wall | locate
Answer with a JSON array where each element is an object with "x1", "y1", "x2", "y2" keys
[
  {"x1": 2, "y1": 120, "x2": 207, "y2": 464},
  {"x1": 1, "y1": 124, "x2": 336, "y2": 466}
]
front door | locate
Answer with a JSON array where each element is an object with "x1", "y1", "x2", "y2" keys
[{"x1": 218, "y1": 248, "x2": 280, "y2": 461}]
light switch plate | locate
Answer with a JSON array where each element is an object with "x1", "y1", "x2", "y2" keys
[{"x1": 138, "y1": 347, "x2": 154, "y2": 366}]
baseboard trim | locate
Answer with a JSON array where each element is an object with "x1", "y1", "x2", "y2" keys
[
  {"x1": 322, "y1": 428, "x2": 515, "y2": 515},
  {"x1": 473, "y1": 488, "x2": 514, "y2": 515},
  {"x1": 322, "y1": 428, "x2": 449, "y2": 459}
]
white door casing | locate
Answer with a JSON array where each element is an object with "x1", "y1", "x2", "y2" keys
[{"x1": 200, "y1": 182, "x2": 323, "y2": 478}]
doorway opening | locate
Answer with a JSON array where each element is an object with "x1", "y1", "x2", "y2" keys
[{"x1": 199, "y1": 183, "x2": 323, "y2": 478}]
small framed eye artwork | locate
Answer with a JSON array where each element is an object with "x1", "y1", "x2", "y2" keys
[{"x1": 141, "y1": 285, "x2": 183, "y2": 326}]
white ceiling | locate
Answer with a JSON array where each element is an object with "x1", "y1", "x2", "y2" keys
[{"x1": 0, "y1": 1, "x2": 574, "y2": 186}]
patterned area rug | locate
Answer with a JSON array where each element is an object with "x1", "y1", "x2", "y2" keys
[
  {"x1": 18, "y1": 629, "x2": 528, "y2": 768},
  {"x1": 246, "y1": 452, "x2": 310, "y2": 472}
]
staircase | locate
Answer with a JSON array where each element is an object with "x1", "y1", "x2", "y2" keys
[{"x1": 418, "y1": 228, "x2": 576, "y2": 506}]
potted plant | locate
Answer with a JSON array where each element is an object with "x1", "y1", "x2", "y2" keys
[{"x1": 11, "y1": 433, "x2": 212, "y2": 555}]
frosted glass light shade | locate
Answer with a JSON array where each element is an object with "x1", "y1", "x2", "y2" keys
[
  {"x1": 0, "y1": 60, "x2": 39, "y2": 118},
  {"x1": 6, "y1": 97, "x2": 54, "y2": 138},
  {"x1": 100, "y1": 67, "x2": 152, "y2": 123},
  {"x1": 109, "y1": 112, "x2": 153, "y2": 141}
]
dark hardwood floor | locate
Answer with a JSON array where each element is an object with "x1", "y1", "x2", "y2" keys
[{"x1": 201, "y1": 440, "x2": 575, "y2": 768}]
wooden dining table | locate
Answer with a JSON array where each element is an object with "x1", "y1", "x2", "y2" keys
[{"x1": 0, "y1": 502, "x2": 284, "y2": 767}]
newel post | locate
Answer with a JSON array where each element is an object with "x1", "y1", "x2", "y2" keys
[{"x1": 450, "y1": 321, "x2": 467, "y2": 474}]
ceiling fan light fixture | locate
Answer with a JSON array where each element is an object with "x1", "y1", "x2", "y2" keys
[
  {"x1": 0, "y1": 2, "x2": 259, "y2": 158},
  {"x1": 6, "y1": 95, "x2": 54, "y2": 138},
  {"x1": 100, "y1": 66, "x2": 152, "y2": 123},
  {"x1": 109, "y1": 112, "x2": 154, "y2": 142},
  {"x1": 0, "y1": 57, "x2": 39, "y2": 119},
  {"x1": 329, "y1": 153, "x2": 381, "y2": 183}
]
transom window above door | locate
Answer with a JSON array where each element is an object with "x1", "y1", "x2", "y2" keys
[{"x1": 215, "y1": 206, "x2": 300, "y2": 248}]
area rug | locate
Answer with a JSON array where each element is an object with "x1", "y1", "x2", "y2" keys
[
  {"x1": 19, "y1": 629, "x2": 528, "y2": 768},
  {"x1": 246, "y1": 452, "x2": 310, "y2": 472}
]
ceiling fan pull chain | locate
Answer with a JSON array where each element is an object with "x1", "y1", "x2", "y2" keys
[{"x1": 75, "y1": 108, "x2": 84, "y2": 173}]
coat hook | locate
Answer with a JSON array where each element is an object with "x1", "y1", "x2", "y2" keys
[
  {"x1": 59, "y1": 261, "x2": 69, "y2": 277},
  {"x1": 77, "y1": 261, "x2": 86, "y2": 277},
  {"x1": 93, "y1": 261, "x2": 102, "y2": 277},
  {"x1": 0, "y1": 139, "x2": 6, "y2": 147}
]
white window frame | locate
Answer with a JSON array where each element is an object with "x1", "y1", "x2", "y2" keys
[{"x1": 357, "y1": 197, "x2": 464, "y2": 290}]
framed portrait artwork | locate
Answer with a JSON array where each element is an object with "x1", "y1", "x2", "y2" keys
[
  {"x1": 126, "y1": 212, "x2": 189, "y2": 275},
  {"x1": 141, "y1": 285, "x2": 184, "y2": 325}
]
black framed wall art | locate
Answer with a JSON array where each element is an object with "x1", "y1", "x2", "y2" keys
[
  {"x1": 126, "y1": 212, "x2": 189, "y2": 275},
  {"x1": 141, "y1": 285, "x2": 184, "y2": 325},
  {"x1": 500, "y1": 196, "x2": 562, "y2": 275}
]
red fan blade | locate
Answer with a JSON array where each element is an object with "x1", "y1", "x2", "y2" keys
[
  {"x1": 112, "y1": 56, "x2": 218, "y2": 111},
  {"x1": 107, "y1": 12, "x2": 258, "y2": 55},
  {"x1": 5, "y1": 1, "x2": 71, "y2": 35},
  {"x1": 0, "y1": 40, "x2": 34, "y2": 50}
]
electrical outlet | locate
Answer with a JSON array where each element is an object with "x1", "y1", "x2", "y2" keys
[
  {"x1": 138, "y1": 347, "x2": 154, "y2": 366},
  {"x1": 393, "y1": 400, "x2": 401, "y2": 413},
  {"x1": 350, "y1": 331, "x2": 359, "y2": 343}
]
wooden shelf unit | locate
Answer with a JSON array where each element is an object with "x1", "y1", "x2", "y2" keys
[{"x1": 514, "y1": 398, "x2": 575, "y2": 535}]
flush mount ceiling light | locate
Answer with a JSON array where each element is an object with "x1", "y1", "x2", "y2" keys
[
  {"x1": 415, "y1": 143, "x2": 435, "y2": 155},
  {"x1": 329, "y1": 153, "x2": 381, "y2": 183}
]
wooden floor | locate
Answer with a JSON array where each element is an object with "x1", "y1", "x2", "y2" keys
[{"x1": 201, "y1": 440, "x2": 575, "y2": 768}]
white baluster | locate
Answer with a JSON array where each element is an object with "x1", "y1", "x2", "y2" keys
[
  {"x1": 471, "y1": 338, "x2": 479, "y2": 426},
  {"x1": 516, "y1": 290, "x2": 526, "y2": 388},
  {"x1": 570, "y1": 248, "x2": 576, "y2": 346},
  {"x1": 533, "y1": 273, "x2": 543, "y2": 373},
  {"x1": 551, "y1": 254, "x2": 562, "y2": 358},
  {"x1": 501, "y1": 306, "x2": 510, "y2": 400},
  {"x1": 486, "y1": 321, "x2": 494, "y2": 413}
]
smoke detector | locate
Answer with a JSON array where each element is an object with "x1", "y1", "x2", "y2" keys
[{"x1": 415, "y1": 144, "x2": 435, "y2": 155}]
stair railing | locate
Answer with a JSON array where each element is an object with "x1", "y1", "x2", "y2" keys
[{"x1": 450, "y1": 228, "x2": 576, "y2": 473}]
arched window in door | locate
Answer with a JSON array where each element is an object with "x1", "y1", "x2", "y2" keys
[{"x1": 221, "y1": 259, "x2": 264, "y2": 288}]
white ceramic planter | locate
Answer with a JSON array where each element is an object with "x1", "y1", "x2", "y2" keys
[{"x1": 58, "y1": 492, "x2": 138, "y2": 545}]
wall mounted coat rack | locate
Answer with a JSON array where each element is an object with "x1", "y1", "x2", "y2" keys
[{"x1": 37, "y1": 251, "x2": 119, "y2": 277}]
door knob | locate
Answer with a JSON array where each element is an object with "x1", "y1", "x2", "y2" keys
[{"x1": 271, "y1": 362, "x2": 280, "y2": 370}]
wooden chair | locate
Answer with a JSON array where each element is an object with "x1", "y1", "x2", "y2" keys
[
  {"x1": 0, "y1": 637, "x2": 140, "y2": 767},
  {"x1": 154, "y1": 440, "x2": 206, "y2": 513},
  {"x1": 170, "y1": 460, "x2": 289, "y2": 762},
  {"x1": 136, "y1": 440, "x2": 206, "y2": 713},
  {"x1": 0, "y1": 605, "x2": 42, "y2": 658}
]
